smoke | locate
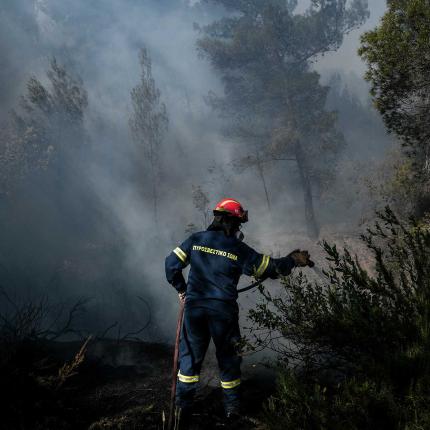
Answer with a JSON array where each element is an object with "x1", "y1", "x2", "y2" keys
[
  {"x1": 317, "y1": 0, "x2": 387, "y2": 78},
  {"x1": 0, "y1": 0, "x2": 390, "y2": 340}
]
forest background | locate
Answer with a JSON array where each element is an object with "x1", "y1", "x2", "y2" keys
[
  {"x1": 0, "y1": 0, "x2": 392, "y2": 338},
  {"x1": 1, "y1": 1, "x2": 429, "y2": 429}
]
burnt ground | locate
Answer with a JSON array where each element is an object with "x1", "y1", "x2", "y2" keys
[{"x1": 2, "y1": 338, "x2": 275, "y2": 430}]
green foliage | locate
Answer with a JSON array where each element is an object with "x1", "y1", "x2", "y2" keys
[
  {"x1": 249, "y1": 207, "x2": 430, "y2": 429},
  {"x1": 359, "y1": 0, "x2": 430, "y2": 217},
  {"x1": 198, "y1": 0, "x2": 364, "y2": 163},
  {"x1": 129, "y1": 47, "x2": 168, "y2": 157},
  {"x1": 359, "y1": 0, "x2": 430, "y2": 155},
  {"x1": 263, "y1": 372, "x2": 404, "y2": 430},
  {"x1": 365, "y1": 150, "x2": 430, "y2": 219}
]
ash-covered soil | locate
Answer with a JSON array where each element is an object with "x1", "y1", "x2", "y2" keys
[{"x1": 3, "y1": 338, "x2": 274, "y2": 430}]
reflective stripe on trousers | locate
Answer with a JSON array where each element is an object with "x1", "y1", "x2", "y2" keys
[
  {"x1": 221, "y1": 378, "x2": 241, "y2": 389},
  {"x1": 178, "y1": 371, "x2": 200, "y2": 384}
]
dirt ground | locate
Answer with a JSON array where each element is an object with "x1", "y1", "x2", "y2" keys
[{"x1": 2, "y1": 338, "x2": 275, "y2": 430}]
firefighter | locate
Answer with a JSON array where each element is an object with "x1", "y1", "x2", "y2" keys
[{"x1": 165, "y1": 198, "x2": 313, "y2": 422}]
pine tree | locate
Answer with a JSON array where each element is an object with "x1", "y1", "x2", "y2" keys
[
  {"x1": 198, "y1": 0, "x2": 369, "y2": 238},
  {"x1": 0, "y1": 58, "x2": 88, "y2": 195},
  {"x1": 129, "y1": 47, "x2": 168, "y2": 224}
]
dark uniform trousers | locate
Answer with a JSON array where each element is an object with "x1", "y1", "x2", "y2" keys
[{"x1": 176, "y1": 301, "x2": 242, "y2": 412}]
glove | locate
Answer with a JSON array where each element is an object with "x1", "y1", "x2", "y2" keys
[
  {"x1": 288, "y1": 249, "x2": 314, "y2": 267},
  {"x1": 267, "y1": 250, "x2": 314, "y2": 279},
  {"x1": 171, "y1": 272, "x2": 187, "y2": 293}
]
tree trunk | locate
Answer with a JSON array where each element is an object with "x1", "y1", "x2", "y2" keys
[
  {"x1": 151, "y1": 161, "x2": 158, "y2": 221},
  {"x1": 256, "y1": 152, "x2": 271, "y2": 212},
  {"x1": 149, "y1": 140, "x2": 158, "y2": 228},
  {"x1": 294, "y1": 141, "x2": 319, "y2": 239}
]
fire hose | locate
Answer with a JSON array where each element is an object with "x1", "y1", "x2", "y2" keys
[{"x1": 168, "y1": 299, "x2": 185, "y2": 430}]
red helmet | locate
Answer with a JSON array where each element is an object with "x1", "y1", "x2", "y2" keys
[{"x1": 213, "y1": 198, "x2": 248, "y2": 223}]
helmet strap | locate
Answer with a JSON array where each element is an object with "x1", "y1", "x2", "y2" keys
[
  {"x1": 235, "y1": 230, "x2": 245, "y2": 241},
  {"x1": 208, "y1": 215, "x2": 241, "y2": 237}
]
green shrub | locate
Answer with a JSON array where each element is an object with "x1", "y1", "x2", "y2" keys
[{"x1": 249, "y1": 208, "x2": 430, "y2": 429}]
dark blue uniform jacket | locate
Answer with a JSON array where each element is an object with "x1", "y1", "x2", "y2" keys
[{"x1": 165, "y1": 229, "x2": 278, "y2": 304}]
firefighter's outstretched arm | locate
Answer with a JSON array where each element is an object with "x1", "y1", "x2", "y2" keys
[{"x1": 253, "y1": 249, "x2": 313, "y2": 281}]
